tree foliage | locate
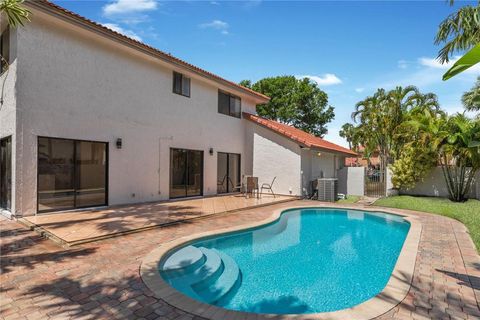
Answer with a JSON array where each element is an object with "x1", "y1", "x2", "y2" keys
[
  {"x1": 241, "y1": 76, "x2": 334, "y2": 137},
  {"x1": 349, "y1": 86, "x2": 440, "y2": 173},
  {"x1": 435, "y1": 3, "x2": 480, "y2": 64},
  {"x1": 0, "y1": 0, "x2": 30, "y2": 28},
  {"x1": 462, "y1": 76, "x2": 480, "y2": 113}
]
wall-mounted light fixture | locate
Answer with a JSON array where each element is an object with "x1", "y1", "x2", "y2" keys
[
  {"x1": 116, "y1": 138, "x2": 122, "y2": 149},
  {"x1": 209, "y1": 147, "x2": 214, "y2": 155},
  {"x1": 317, "y1": 152, "x2": 322, "y2": 157}
]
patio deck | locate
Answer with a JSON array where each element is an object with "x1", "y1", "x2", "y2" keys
[{"x1": 20, "y1": 194, "x2": 295, "y2": 246}]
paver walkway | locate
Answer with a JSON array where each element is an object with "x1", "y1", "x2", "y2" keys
[
  {"x1": 21, "y1": 194, "x2": 293, "y2": 245},
  {"x1": 1, "y1": 201, "x2": 479, "y2": 320}
]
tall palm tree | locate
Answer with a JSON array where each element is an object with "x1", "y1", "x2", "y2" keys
[{"x1": 435, "y1": 3, "x2": 480, "y2": 64}]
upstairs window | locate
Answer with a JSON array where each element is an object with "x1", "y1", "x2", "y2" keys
[
  {"x1": 0, "y1": 28, "x2": 10, "y2": 75},
  {"x1": 218, "y1": 90, "x2": 241, "y2": 118},
  {"x1": 173, "y1": 71, "x2": 190, "y2": 97}
]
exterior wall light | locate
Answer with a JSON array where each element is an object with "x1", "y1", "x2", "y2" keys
[
  {"x1": 209, "y1": 148, "x2": 214, "y2": 155},
  {"x1": 317, "y1": 152, "x2": 322, "y2": 157},
  {"x1": 116, "y1": 138, "x2": 122, "y2": 149}
]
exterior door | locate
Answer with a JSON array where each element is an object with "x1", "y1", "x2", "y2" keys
[
  {"x1": 0, "y1": 136, "x2": 12, "y2": 211},
  {"x1": 217, "y1": 152, "x2": 240, "y2": 194},
  {"x1": 37, "y1": 137, "x2": 108, "y2": 213},
  {"x1": 170, "y1": 148, "x2": 203, "y2": 198}
]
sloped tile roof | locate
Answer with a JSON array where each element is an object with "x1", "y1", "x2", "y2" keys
[{"x1": 244, "y1": 113, "x2": 358, "y2": 156}]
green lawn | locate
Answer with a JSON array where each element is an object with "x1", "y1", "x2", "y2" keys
[
  {"x1": 374, "y1": 195, "x2": 480, "y2": 251},
  {"x1": 337, "y1": 195, "x2": 361, "y2": 204}
]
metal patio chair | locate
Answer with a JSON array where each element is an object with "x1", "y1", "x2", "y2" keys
[{"x1": 260, "y1": 177, "x2": 276, "y2": 198}]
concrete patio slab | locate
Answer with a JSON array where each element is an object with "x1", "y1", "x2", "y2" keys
[{"x1": 19, "y1": 195, "x2": 296, "y2": 246}]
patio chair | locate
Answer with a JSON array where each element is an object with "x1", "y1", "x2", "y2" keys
[{"x1": 261, "y1": 177, "x2": 276, "y2": 198}]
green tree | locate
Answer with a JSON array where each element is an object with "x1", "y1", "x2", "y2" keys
[
  {"x1": 462, "y1": 76, "x2": 480, "y2": 113},
  {"x1": 435, "y1": 2, "x2": 480, "y2": 80},
  {"x1": 391, "y1": 108, "x2": 445, "y2": 189},
  {"x1": 0, "y1": 0, "x2": 30, "y2": 28},
  {"x1": 351, "y1": 86, "x2": 439, "y2": 173},
  {"x1": 339, "y1": 123, "x2": 358, "y2": 150},
  {"x1": 241, "y1": 76, "x2": 334, "y2": 137},
  {"x1": 435, "y1": 3, "x2": 480, "y2": 64}
]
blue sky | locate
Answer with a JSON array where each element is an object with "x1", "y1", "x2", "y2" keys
[{"x1": 54, "y1": 0, "x2": 480, "y2": 147}]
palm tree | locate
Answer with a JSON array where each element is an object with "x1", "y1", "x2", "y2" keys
[
  {"x1": 351, "y1": 86, "x2": 437, "y2": 173},
  {"x1": 435, "y1": 3, "x2": 480, "y2": 64},
  {"x1": 339, "y1": 123, "x2": 356, "y2": 150},
  {"x1": 462, "y1": 76, "x2": 480, "y2": 113},
  {"x1": 412, "y1": 112, "x2": 480, "y2": 202},
  {"x1": 0, "y1": 0, "x2": 30, "y2": 28}
]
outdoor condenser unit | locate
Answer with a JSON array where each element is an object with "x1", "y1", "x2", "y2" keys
[{"x1": 317, "y1": 178, "x2": 338, "y2": 202}]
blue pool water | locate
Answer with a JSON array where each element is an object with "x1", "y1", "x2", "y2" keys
[{"x1": 159, "y1": 208, "x2": 410, "y2": 314}]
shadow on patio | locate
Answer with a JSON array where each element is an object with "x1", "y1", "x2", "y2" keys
[{"x1": 20, "y1": 194, "x2": 295, "y2": 246}]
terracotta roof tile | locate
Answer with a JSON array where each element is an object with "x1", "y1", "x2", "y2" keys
[
  {"x1": 27, "y1": 0, "x2": 270, "y2": 103},
  {"x1": 244, "y1": 113, "x2": 358, "y2": 156}
]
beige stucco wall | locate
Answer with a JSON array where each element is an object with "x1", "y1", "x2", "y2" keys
[{"x1": 12, "y1": 10, "x2": 258, "y2": 216}]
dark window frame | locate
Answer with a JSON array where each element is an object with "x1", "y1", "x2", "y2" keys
[
  {"x1": 217, "y1": 152, "x2": 241, "y2": 194},
  {"x1": 169, "y1": 148, "x2": 204, "y2": 199},
  {"x1": 0, "y1": 27, "x2": 10, "y2": 75},
  {"x1": 36, "y1": 136, "x2": 109, "y2": 213},
  {"x1": 0, "y1": 135, "x2": 12, "y2": 211},
  {"x1": 172, "y1": 71, "x2": 191, "y2": 97},
  {"x1": 218, "y1": 90, "x2": 241, "y2": 118}
]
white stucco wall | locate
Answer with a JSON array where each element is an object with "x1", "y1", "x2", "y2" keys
[
  {"x1": 248, "y1": 123, "x2": 302, "y2": 196},
  {"x1": 0, "y1": 27, "x2": 17, "y2": 217},
  {"x1": 300, "y1": 149, "x2": 345, "y2": 196},
  {"x1": 399, "y1": 167, "x2": 479, "y2": 199},
  {"x1": 337, "y1": 167, "x2": 364, "y2": 196},
  {"x1": 12, "y1": 11, "x2": 259, "y2": 216}
]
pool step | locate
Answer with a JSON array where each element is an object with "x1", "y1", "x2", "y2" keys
[
  {"x1": 194, "y1": 249, "x2": 241, "y2": 303},
  {"x1": 160, "y1": 246, "x2": 242, "y2": 304},
  {"x1": 161, "y1": 245, "x2": 205, "y2": 277}
]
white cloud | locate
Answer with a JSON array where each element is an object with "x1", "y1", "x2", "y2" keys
[
  {"x1": 397, "y1": 59, "x2": 408, "y2": 69},
  {"x1": 103, "y1": 0, "x2": 157, "y2": 16},
  {"x1": 298, "y1": 74, "x2": 343, "y2": 86},
  {"x1": 419, "y1": 56, "x2": 480, "y2": 73},
  {"x1": 102, "y1": 23, "x2": 142, "y2": 41},
  {"x1": 210, "y1": 1, "x2": 220, "y2": 5},
  {"x1": 355, "y1": 88, "x2": 364, "y2": 93},
  {"x1": 199, "y1": 20, "x2": 229, "y2": 35}
]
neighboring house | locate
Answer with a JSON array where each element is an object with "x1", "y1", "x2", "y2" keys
[
  {"x1": 345, "y1": 146, "x2": 380, "y2": 168},
  {"x1": 0, "y1": 1, "x2": 355, "y2": 218},
  {"x1": 245, "y1": 114, "x2": 356, "y2": 196}
]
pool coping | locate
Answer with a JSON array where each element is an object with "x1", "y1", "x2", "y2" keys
[{"x1": 140, "y1": 204, "x2": 422, "y2": 320}]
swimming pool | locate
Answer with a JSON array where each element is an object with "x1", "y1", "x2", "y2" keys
[{"x1": 158, "y1": 208, "x2": 410, "y2": 314}]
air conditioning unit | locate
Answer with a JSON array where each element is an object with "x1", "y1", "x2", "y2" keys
[{"x1": 317, "y1": 178, "x2": 338, "y2": 202}]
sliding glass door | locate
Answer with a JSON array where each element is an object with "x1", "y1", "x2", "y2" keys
[
  {"x1": 37, "y1": 137, "x2": 107, "y2": 213},
  {"x1": 217, "y1": 152, "x2": 240, "y2": 194},
  {"x1": 0, "y1": 136, "x2": 12, "y2": 211},
  {"x1": 170, "y1": 148, "x2": 203, "y2": 199}
]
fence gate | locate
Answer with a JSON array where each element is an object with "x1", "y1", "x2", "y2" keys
[{"x1": 364, "y1": 167, "x2": 386, "y2": 197}]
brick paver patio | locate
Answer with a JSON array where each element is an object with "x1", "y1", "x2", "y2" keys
[{"x1": 1, "y1": 201, "x2": 479, "y2": 320}]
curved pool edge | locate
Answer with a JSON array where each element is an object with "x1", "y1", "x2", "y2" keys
[{"x1": 140, "y1": 204, "x2": 422, "y2": 320}]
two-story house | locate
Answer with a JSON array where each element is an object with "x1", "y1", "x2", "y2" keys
[{"x1": 0, "y1": 1, "x2": 356, "y2": 218}]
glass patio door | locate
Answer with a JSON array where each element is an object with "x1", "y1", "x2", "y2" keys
[
  {"x1": 0, "y1": 136, "x2": 12, "y2": 211},
  {"x1": 170, "y1": 148, "x2": 203, "y2": 198},
  {"x1": 37, "y1": 137, "x2": 108, "y2": 213},
  {"x1": 217, "y1": 152, "x2": 240, "y2": 194}
]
